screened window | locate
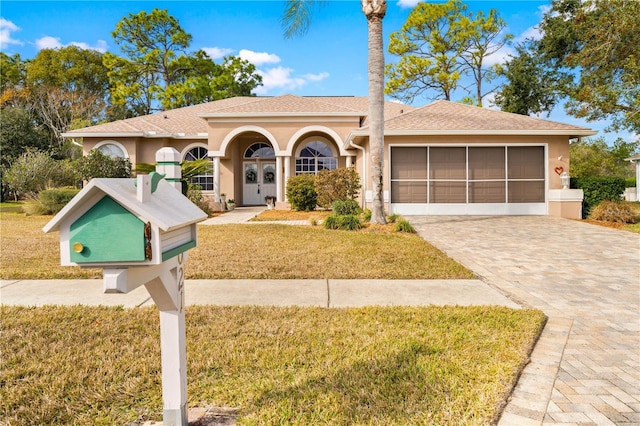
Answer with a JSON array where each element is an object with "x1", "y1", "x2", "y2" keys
[
  {"x1": 295, "y1": 141, "x2": 337, "y2": 175},
  {"x1": 391, "y1": 146, "x2": 545, "y2": 204},
  {"x1": 184, "y1": 146, "x2": 214, "y2": 191}
]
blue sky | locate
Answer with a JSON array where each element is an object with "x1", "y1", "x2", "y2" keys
[{"x1": 0, "y1": 0, "x2": 633, "y2": 142}]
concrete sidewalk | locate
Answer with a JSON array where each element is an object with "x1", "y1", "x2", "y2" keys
[{"x1": 0, "y1": 278, "x2": 520, "y2": 308}]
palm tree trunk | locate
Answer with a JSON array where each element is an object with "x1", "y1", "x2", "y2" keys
[{"x1": 363, "y1": 0, "x2": 387, "y2": 225}]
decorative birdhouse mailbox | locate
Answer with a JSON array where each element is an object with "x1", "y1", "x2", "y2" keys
[
  {"x1": 44, "y1": 172, "x2": 205, "y2": 269},
  {"x1": 43, "y1": 148, "x2": 207, "y2": 426}
]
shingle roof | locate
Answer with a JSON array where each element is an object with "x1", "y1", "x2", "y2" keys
[
  {"x1": 63, "y1": 95, "x2": 414, "y2": 138},
  {"x1": 63, "y1": 96, "x2": 594, "y2": 139},
  {"x1": 379, "y1": 100, "x2": 595, "y2": 134}
]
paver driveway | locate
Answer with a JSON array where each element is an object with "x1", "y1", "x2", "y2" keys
[{"x1": 410, "y1": 216, "x2": 640, "y2": 426}]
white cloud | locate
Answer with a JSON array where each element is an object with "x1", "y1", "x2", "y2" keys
[
  {"x1": 239, "y1": 49, "x2": 281, "y2": 66},
  {"x1": 35, "y1": 35, "x2": 107, "y2": 52},
  {"x1": 70, "y1": 40, "x2": 108, "y2": 53},
  {"x1": 302, "y1": 72, "x2": 329, "y2": 82},
  {"x1": 396, "y1": 0, "x2": 420, "y2": 9},
  {"x1": 254, "y1": 66, "x2": 307, "y2": 95},
  {"x1": 515, "y1": 25, "x2": 543, "y2": 43},
  {"x1": 35, "y1": 35, "x2": 63, "y2": 50},
  {"x1": 0, "y1": 18, "x2": 23, "y2": 49},
  {"x1": 483, "y1": 45, "x2": 515, "y2": 67},
  {"x1": 202, "y1": 46, "x2": 234, "y2": 59}
]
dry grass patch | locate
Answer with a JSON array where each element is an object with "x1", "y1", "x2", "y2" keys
[
  {"x1": 0, "y1": 212, "x2": 101, "y2": 279},
  {"x1": 188, "y1": 224, "x2": 473, "y2": 279},
  {"x1": 1, "y1": 305, "x2": 546, "y2": 425},
  {"x1": 1, "y1": 212, "x2": 472, "y2": 280},
  {"x1": 250, "y1": 209, "x2": 332, "y2": 222}
]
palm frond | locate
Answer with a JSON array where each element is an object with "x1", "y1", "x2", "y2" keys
[{"x1": 282, "y1": 0, "x2": 322, "y2": 39}]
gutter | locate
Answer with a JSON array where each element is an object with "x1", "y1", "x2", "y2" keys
[{"x1": 348, "y1": 137, "x2": 367, "y2": 209}]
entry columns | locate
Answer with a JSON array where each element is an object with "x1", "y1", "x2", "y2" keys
[
  {"x1": 283, "y1": 156, "x2": 291, "y2": 202},
  {"x1": 213, "y1": 156, "x2": 221, "y2": 202},
  {"x1": 276, "y1": 156, "x2": 283, "y2": 203}
]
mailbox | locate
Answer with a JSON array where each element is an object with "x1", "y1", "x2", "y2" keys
[
  {"x1": 43, "y1": 149, "x2": 206, "y2": 425},
  {"x1": 43, "y1": 172, "x2": 207, "y2": 267}
]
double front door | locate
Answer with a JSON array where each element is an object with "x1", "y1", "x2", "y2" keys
[{"x1": 243, "y1": 161, "x2": 276, "y2": 205}]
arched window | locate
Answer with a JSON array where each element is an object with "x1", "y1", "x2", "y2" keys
[
  {"x1": 95, "y1": 141, "x2": 127, "y2": 158},
  {"x1": 244, "y1": 142, "x2": 275, "y2": 159},
  {"x1": 295, "y1": 140, "x2": 337, "y2": 175},
  {"x1": 183, "y1": 145, "x2": 214, "y2": 191}
]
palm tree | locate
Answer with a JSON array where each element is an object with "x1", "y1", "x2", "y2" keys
[{"x1": 282, "y1": 0, "x2": 388, "y2": 224}]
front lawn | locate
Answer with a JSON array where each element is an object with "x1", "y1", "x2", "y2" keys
[
  {"x1": 1, "y1": 305, "x2": 546, "y2": 425},
  {"x1": 0, "y1": 212, "x2": 473, "y2": 280}
]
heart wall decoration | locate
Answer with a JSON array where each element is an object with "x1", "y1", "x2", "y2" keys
[{"x1": 554, "y1": 166, "x2": 564, "y2": 175}]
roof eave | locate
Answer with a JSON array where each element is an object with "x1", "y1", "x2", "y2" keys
[
  {"x1": 61, "y1": 132, "x2": 208, "y2": 140},
  {"x1": 198, "y1": 112, "x2": 364, "y2": 119}
]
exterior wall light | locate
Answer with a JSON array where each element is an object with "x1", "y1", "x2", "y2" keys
[{"x1": 560, "y1": 171, "x2": 570, "y2": 189}]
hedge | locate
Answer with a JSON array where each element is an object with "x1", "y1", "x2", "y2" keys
[{"x1": 571, "y1": 176, "x2": 626, "y2": 218}]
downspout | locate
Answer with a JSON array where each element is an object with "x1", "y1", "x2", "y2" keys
[{"x1": 348, "y1": 137, "x2": 367, "y2": 209}]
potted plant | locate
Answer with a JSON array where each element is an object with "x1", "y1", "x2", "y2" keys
[
  {"x1": 226, "y1": 199, "x2": 235, "y2": 210},
  {"x1": 265, "y1": 195, "x2": 276, "y2": 209}
]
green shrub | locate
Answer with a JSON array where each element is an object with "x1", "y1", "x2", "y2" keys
[
  {"x1": 4, "y1": 150, "x2": 78, "y2": 199},
  {"x1": 571, "y1": 176, "x2": 626, "y2": 218},
  {"x1": 394, "y1": 219, "x2": 416, "y2": 233},
  {"x1": 315, "y1": 167, "x2": 361, "y2": 209},
  {"x1": 332, "y1": 199, "x2": 361, "y2": 216},
  {"x1": 323, "y1": 214, "x2": 363, "y2": 231},
  {"x1": 589, "y1": 201, "x2": 638, "y2": 224},
  {"x1": 74, "y1": 149, "x2": 131, "y2": 181},
  {"x1": 387, "y1": 213, "x2": 400, "y2": 223},
  {"x1": 286, "y1": 174, "x2": 317, "y2": 211},
  {"x1": 625, "y1": 177, "x2": 636, "y2": 188},
  {"x1": 38, "y1": 188, "x2": 80, "y2": 214},
  {"x1": 323, "y1": 214, "x2": 340, "y2": 230},
  {"x1": 362, "y1": 208, "x2": 372, "y2": 222},
  {"x1": 186, "y1": 183, "x2": 212, "y2": 216}
]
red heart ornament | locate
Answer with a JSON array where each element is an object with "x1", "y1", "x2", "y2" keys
[{"x1": 554, "y1": 166, "x2": 564, "y2": 175}]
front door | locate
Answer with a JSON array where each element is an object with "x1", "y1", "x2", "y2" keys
[{"x1": 243, "y1": 161, "x2": 277, "y2": 205}]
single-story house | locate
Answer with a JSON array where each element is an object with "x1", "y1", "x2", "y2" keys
[{"x1": 63, "y1": 94, "x2": 596, "y2": 217}]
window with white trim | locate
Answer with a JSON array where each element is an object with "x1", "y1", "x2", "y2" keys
[
  {"x1": 97, "y1": 143, "x2": 126, "y2": 158},
  {"x1": 184, "y1": 146, "x2": 214, "y2": 191},
  {"x1": 295, "y1": 141, "x2": 337, "y2": 175}
]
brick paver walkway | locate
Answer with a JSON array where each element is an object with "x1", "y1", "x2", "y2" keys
[{"x1": 410, "y1": 216, "x2": 640, "y2": 426}]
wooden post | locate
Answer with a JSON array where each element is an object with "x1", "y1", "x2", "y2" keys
[{"x1": 142, "y1": 253, "x2": 188, "y2": 425}]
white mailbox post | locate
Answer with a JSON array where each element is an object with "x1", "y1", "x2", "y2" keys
[{"x1": 43, "y1": 148, "x2": 207, "y2": 426}]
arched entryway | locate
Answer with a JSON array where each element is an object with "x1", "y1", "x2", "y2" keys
[{"x1": 243, "y1": 142, "x2": 277, "y2": 205}]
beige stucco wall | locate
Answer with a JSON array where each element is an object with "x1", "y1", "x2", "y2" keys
[{"x1": 82, "y1": 137, "x2": 208, "y2": 168}]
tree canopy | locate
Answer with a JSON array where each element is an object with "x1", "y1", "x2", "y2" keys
[
  {"x1": 385, "y1": 0, "x2": 511, "y2": 105},
  {"x1": 105, "y1": 8, "x2": 262, "y2": 116},
  {"x1": 496, "y1": 0, "x2": 640, "y2": 132}
]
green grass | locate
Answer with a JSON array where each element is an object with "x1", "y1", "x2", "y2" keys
[
  {"x1": 1, "y1": 305, "x2": 546, "y2": 425},
  {"x1": 0, "y1": 212, "x2": 473, "y2": 280}
]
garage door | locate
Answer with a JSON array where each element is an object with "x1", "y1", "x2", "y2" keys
[{"x1": 390, "y1": 146, "x2": 546, "y2": 215}]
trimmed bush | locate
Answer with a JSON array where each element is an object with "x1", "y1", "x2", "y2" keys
[
  {"x1": 589, "y1": 201, "x2": 638, "y2": 224},
  {"x1": 362, "y1": 208, "x2": 372, "y2": 222},
  {"x1": 571, "y1": 176, "x2": 626, "y2": 218},
  {"x1": 394, "y1": 219, "x2": 416, "y2": 233},
  {"x1": 38, "y1": 188, "x2": 80, "y2": 214},
  {"x1": 332, "y1": 199, "x2": 361, "y2": 216},
  {"x1": 387, "y1": 214, "x2": 400, "y2": 223},
  {"x1": 286, "y1": 174, "x2": 317, "y2": 211},
  {"x1": 323, "y1": 214, "x2": 363, "y2": 231},
  {"x1": 186, "y1": 183, "x2": 212, "y2": 216},
  {"x1": 315, "y1": 167, "x2": 361, "y2": 209}
]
